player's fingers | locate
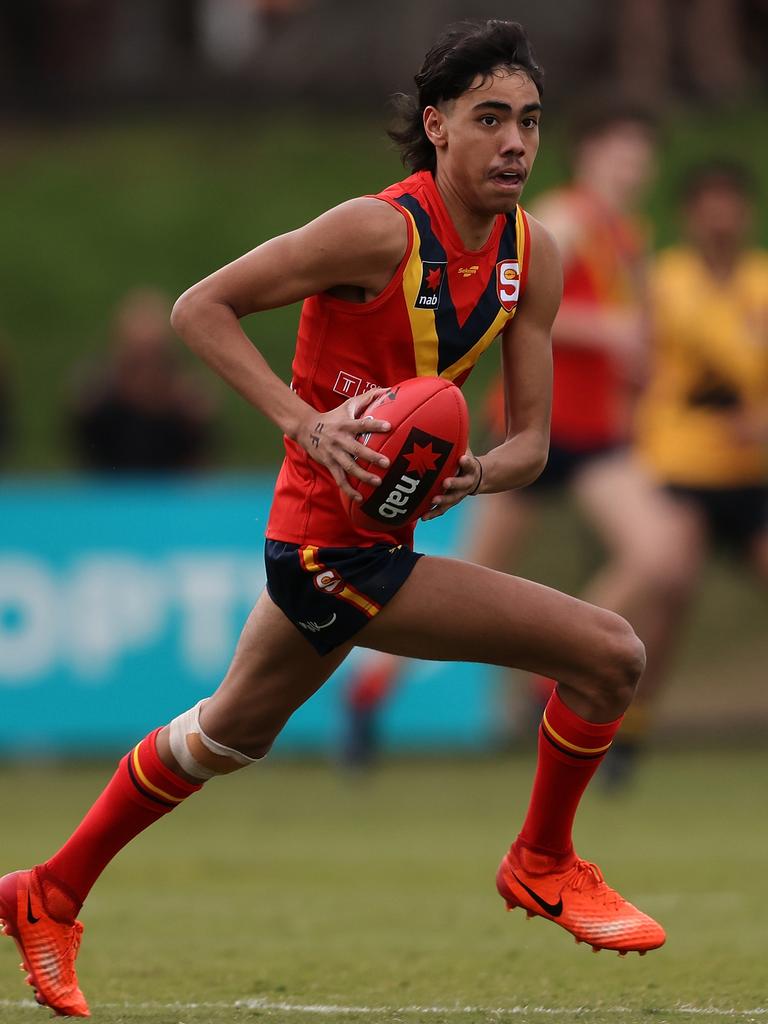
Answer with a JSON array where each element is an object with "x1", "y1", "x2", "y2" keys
[
  {"x1": 352, "y1": 387, "x2": 388, "y2": 414},
  {"x1": 441, "y1": 474, "x2": 474, "y2": 494},
  {"x1": 347, "y1": 388, "x2": 391, "y2": 427},
  {"x1": 421, "y1": 502, "x2": 448, "y2": 521},
  {"x1": 327, "y1": 460, "x2": 363, "y2": 503},
  {"x1": 349, "y1": 441, "x2": 390, "y2": 468},
  {"x1": 350, "y1": 413, "x2": 391, "y2": 435},
  {"x1": 334, "y1": 449, "x2": 382, "y2": 488}
]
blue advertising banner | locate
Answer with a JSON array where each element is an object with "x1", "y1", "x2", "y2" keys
[{"x1": 0, "y1": 478, "x2": 499, "y2": 755}]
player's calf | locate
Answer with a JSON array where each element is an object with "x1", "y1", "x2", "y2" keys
[{"x1": 166, "y1": 700, "x2": 264, "y2": 780}]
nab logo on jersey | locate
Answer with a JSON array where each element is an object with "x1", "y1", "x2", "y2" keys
[
  {"x1": 414, "y1": 261, "x2": 447, "y2": 309},
  {"x1": 497, "y1": 260, "x2": 521, "y2": 311}
]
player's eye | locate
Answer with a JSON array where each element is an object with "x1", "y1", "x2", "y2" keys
[
  {"x1": 479, "y1": 114, "x2": 498, "y2": 127},
  {"x1": 521, "y1": 117, "x2": 539, "y2": 129}
]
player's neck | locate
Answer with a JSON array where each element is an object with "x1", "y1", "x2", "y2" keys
[{"x1": 432, "y1": 172, "x2": 499, "y2": 251}]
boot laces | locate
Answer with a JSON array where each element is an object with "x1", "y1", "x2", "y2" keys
[
  {"x1": 568, "y1": 860, "x2": 623, "y2": 908},
  {"x1": 58, "y1": 921, "x2": 84, "y2": 987}
]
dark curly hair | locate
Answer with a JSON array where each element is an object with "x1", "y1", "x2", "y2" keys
[{"x1": 389, "y1": 20, "x2": 544, "y2": 174}]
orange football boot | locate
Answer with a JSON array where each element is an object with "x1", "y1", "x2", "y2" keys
[
  {"x1": 0, "y1": 869, "x2": 89, "y2": 1017},
  {"x1": 496, "y1": 846, "x2": 666, "y2": 955}
]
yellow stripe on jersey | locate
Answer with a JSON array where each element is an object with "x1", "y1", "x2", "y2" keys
[
  {"x1": 440, "y1": 209, "x2": 528, "y2": 381},
  {"x1": 441, "y1": 307, "x2": 510, "y2": 382},
  {"x1": 400, "y1": 208, "x2": 441, "y2": 377},
  {"x1": 542, "y1": 710, "x2": 613, "y2": 756},
  {"x1": 131, "y1": 746, "x2": 185, "y2": 804}
]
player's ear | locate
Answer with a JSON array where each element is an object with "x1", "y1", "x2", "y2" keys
[{"x1": 423, "y1": 105, "x2": 448, "y2": 149}]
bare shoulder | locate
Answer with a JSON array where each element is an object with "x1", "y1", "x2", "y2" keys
[
  {"x1": 524, "y1": 213, "x2": 563, "y2": 284},
  {"x1": 303, "y1": 196, "x2": 408, "y2": 266},
  {"x1": 525, "y1": 214, "x2": 560, "y2": 264},
  {"x1": 507, "y1": 212, "x2": 562, "y2": 330}
]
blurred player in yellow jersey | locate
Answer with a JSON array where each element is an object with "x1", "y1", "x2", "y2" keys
[{"x1": 613, "y1": 161, "x2": 768, "y2": 775}]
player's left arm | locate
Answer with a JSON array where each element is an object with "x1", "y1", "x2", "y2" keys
[{"x1": 424, "y1": 217, "x2": 560, "y2": 519}]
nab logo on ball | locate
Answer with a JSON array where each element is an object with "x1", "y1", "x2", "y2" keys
[
  {"x1": 361, "y1": 427, "x2": 453, "y2": 524},
  {"x1": 414, "y1": 261, "x2": 447, "y2": 309}
]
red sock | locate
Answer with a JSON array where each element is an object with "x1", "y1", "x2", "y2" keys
[
  {"x1": 515, "y1": 688, "x2": 622, "y2": 861},
  {"x1": 37, "y1": 728, "x2": 201, "y2": 919}
]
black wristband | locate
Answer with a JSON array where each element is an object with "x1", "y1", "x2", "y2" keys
[{"x1": 469, "y1": 456, "x2": 483, "y2": 495}]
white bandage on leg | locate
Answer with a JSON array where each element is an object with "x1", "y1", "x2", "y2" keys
[{"x1": 168, "y1": 700, "x2": 260, "y2": 781}]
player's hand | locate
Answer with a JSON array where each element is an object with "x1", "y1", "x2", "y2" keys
[
  {"x1": 296, "y1": 388, "x2": 392, "y2": 504},
  {"x1": 421, "y1": 452, "x2": 482, "y2": 521}
]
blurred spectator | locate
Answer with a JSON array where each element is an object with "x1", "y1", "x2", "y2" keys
[
  {"x1": 68, "y1": 288, "x2": 217, "y2": 472},
  {"x1": 196, "y1": 0, "x2": 313, "y2": 73},
  {"x1": 615, "y1": 0, "x2": 751, "y2": 104},
  {"x1": 613, "y1": 162, "x2": 768, "y2": 777}
]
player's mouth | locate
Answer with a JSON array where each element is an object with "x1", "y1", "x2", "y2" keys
[{"x1": 489, "y1": 167, "x2": 526, "y2": 190}]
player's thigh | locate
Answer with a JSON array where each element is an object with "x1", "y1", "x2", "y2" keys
[
  {"x1": 358, "y1": 555, "x2": 642, "y2": 689},
  {"x1": 201, "y1": 589, "x2": 352, "y2": 752},
  {"x1": 572, "y1": 455, "x2": 706, "y2": 582}
]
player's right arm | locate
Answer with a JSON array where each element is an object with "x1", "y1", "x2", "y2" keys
[{"x1": 170, "y1": 198, "x2": 408, "y2": 502}]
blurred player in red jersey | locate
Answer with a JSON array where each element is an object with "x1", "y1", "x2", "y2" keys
[
  {"x1": 0, "y1": 22, "x2": 664, "y2": 1017},
  {"x1": 344, "y1": 106, "x2": 664, "y2": 765}
]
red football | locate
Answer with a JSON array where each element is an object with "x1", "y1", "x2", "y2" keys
[{"x1": 344, "y1": 376, "x2": 470, "y2": 531}]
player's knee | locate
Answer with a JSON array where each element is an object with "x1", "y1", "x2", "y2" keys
[{"x1": 593, "y1": 612, "x2": 645, "y2": 702}]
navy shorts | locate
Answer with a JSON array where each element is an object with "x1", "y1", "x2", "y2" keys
[
  {"x1": 264, "y1": 540, "x2": 423, "y2": 655},
  {"x1": 524, "y1": 441, "x2": 626, "y2": 494},
  {"x1": 665, "y1": 484, "x2": 768, "y2": 553}
]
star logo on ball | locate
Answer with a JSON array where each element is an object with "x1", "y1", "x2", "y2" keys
[
  {"x1": 403, "y1": 441, "x2": 441, "y2": 475},
  {"x1": 425, "y1": 267, "x2": 442, "y2": 290}
]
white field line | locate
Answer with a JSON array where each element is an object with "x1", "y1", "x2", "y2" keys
[{"x1": 0, "y1": 999, "x2": 766, "y2": 1017}]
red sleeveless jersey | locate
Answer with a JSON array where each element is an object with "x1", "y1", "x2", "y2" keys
[
  {"x1": 266, "y1": 170, "x2": 531, "y2": 548},
  {"x1": 550, "y1": 187, "x2": 647, "y2": 448}
]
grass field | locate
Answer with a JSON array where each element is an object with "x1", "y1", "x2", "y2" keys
[{"x1": 1, "y1": 751, "x2": 765, "y2": 1023}]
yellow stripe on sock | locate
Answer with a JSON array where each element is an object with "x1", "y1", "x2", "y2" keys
[
  {"x1": 542, "y1": 710, "x2": 613, "y2": 756},
  {"x1": 132, "y1": 746, "x2": 185, "y2": 804}
]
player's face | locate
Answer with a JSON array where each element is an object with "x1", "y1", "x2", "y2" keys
[
  {"x1": 427, "y1": 69, "x2": 541, "y2": 216},
  {"x1": 578, "y1": 124, "x2": 655, "y2": 206}
]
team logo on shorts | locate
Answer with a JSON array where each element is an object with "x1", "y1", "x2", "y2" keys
[
  {"x1": 312, "y1": 568, "x2": 344, "y2": 594},
  {"x1": 414, "y1": 261, "x2": 447, "y2": 309},
  {"x1": 496, "y1": 260, "x2": 520, "y2": 311},
  {"x1": 361, "y1": 426, "x2": 453, "y2": 524}
]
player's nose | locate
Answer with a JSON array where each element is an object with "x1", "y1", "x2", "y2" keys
[{"x1": 499, "y1": 125, "x2": 526, "y2": 156}]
